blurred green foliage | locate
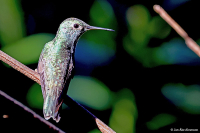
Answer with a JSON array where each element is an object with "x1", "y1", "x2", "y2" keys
[
  {"x1": 88, "y1": 129, "x2": 101, "y2": 133},
  {"x1": 0, "y1": 0, "x2": 25, "y2": 46},
  {"x1": 26, "y1": 83, "x2": 43, "y2": 109},
  {"x1": 146, "y1": 113, "x2": 176, "y2": 130},
  {"x1": 87, "y1": 0, "x2": 117, "y2": 50},
  {"x1": 124, "y1": 5, "x2": 172, "y2": 67},
  {"x1": 162, "y1": 83, "x2": 200, "y2": 114},
  {"x1": 74, "y1": 0, "x2": 117, "y2": 72},
  {"x1": 68, "y1": 76, "x2": 113, "y2": 110},
  {"x1": 0, "y1": 0, "x2": 200, "y2": 132},
  {"x1": 154, "y1": 38, "x2": 199, "y2": 65},
  {"x1": 148, "y1": 16, "x2": 171, "y2": 39},
  {"x1": 2, "y1": 33, "x2": 54, "y2": 64},
  {"x1": 109, "y1": 89, "x2": 137, "y2": 133}
]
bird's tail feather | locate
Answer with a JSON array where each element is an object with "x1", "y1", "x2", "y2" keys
[{"x1": 43, "y1": 95, "x2": 61, "y2": 122}]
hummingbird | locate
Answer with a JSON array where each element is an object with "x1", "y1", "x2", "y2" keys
[{"x1": 37, "y1": 18, "x2": 114, "y2": 122}]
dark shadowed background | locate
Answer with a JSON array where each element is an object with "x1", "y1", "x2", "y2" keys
[{"x1": 0, "y1": 0, "x2": 200, "y2": 132}]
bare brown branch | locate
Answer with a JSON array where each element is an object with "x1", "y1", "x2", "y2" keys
[
  {"x1": 96, "y1": 118, "x2": 116, "y2": 133},
  {"x1": 0, "y1": 50, "x2": 116, "y2": 133},
  {"x1": 0, "y1": 50, "x2": 40, "y2": 84},
  {"x1": 153, "y1": 5, "x2": 200, "y2": 57}
]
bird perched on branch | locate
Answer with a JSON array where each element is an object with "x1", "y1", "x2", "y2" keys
[{"x1": 37, "y1": 18, "x2": 114, "y2": 122}]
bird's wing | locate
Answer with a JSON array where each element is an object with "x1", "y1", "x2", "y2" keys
[
  {"x1": 53, "y1": 52, "x2": 75, "y2": 116},
  {"x1": 66, "y1": 55, "x2": 75, "y2": 81},
  {"x1": 37, "y1": 48, "x2": 47, "y2": 100},
  {"x1": 38, "y1": 41, "x2": 74, "y2": 122},
  {"x1": 55, "y1": 53, "x2": 74, "y2": 109}
]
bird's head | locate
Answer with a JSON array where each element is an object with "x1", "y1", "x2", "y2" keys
[{"x1": 57, "y1": 18, "x2": 114, "y2": 39}]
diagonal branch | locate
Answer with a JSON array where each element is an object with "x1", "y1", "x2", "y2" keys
[
  {"x1": 0, "y1": 90, "x2": 65, "y2": 133},
  {"x1": 153, "y1": 5, "x2": 200, "y2": 57},
  {"x1": 0, "y1": 50, "x2": 40, "y2": 83},
  {"x1": 0, "y1": 50, "x2": 116, "y2": 133}
]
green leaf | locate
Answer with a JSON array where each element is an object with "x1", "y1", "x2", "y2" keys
[
  {"x1": 148, "y1": 16, "x2": 171, "y2": 39},
  {"x1": 109, "y1": 89, "x2": 137, "y2": 133},
  {"x1": 68, "y1": 76, "x2": 113, "y2": 110},
  {"x1": 1, "y1": 33, "x2": 55, "y2": 65},
  {"x1": 0, "y1": 0, "x2": 25, "y2": 46},
  {"x1": 88, "y1": 129, "x2": 101, "y2": 133},
  {"x1": 26, "y1": 83, "x2": 43, "y2": 109},
  {"x1": 84, "y1": 0, "x2": 117, "y2": 51},
  {"x1": 126, "y1": 5, "x2": 150, "y2": 30},
  {"x1": 146, "y1": 114, "x2": 176, "y2": 130},
  {"x1": 162, "y1": 83, "x2": 200, "y2": 114},
  {"x1": 90, "y1": 0, "x2": 116, "y2": 29}
]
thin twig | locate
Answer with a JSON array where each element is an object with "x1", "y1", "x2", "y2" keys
[
  {"x1": 0, "y1": 90, "x2": 65, "y2": 133},
  {"x1": 0, "y1": 50, "x2": 116, "y2": 133},
  {"x1": 153, "y1": 5, "x2": 200, "y2": 57},
  {"x1": 64, "y1": 95, "x2": 116, "y2": 133}
]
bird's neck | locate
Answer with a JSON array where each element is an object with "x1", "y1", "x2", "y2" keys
[{"x1": 54, "y1": 34, "x2": 80, "y2": 54}]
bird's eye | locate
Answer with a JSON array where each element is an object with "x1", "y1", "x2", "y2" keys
[{"x1": 74, "y1": 24, "x2": 79, "y2": 28}]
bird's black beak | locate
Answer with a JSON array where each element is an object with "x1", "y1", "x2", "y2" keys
[{"x1": 86, "y1": 25, "x2": 114, "y2": 31}]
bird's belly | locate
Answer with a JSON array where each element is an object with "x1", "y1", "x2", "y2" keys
[{"x1": 45, "y1": 59, "x2": 67, "y2": 90}]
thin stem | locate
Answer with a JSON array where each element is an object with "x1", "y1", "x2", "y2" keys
[
  {"x1": 0, "y1": 90, "x2": 65, "y2": 133},
  {"x1": 153, "y1": 5, "x2": 200, "y2": 57},
  {"x1": 0, "y1": 50, "x2": 116, "y2": 133},
  {"x1": 64, "y1": 95, "x2": 116, "y2": 133}
]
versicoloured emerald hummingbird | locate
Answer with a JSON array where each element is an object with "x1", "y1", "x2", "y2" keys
[{"x1": 37, "y1": 18, "x2": 114, "y2": 122}]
